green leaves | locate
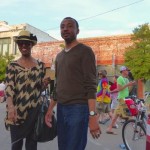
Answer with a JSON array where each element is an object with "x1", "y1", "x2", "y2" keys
[
  {"x1": 125, "y1": 23, "x2": 150, "y2": 80},
  {"x1": 0, "y1": 53, "x2": 14, "y2": 81}
]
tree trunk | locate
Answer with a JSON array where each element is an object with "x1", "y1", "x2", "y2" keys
[{"x1": 137, "y1": 79, "x2": 145, "y2": 99}]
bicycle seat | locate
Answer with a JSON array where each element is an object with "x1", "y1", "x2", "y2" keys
[
  {"x1": 125, "y1": 95, "x2": 136, "y2": 101},
  {"x1": 138, "y1": 99, "x2": 145, "y2": 103}
]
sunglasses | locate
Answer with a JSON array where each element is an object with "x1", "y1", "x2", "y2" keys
[
  {"x1": 98, "y1": 73, "x2": 102, "y2": 76},
  {"x1": 17, "y1": 41, "x2": 32, "y2": 46}
]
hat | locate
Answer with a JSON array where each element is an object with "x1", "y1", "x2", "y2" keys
[
  {"x1": 98, "y1": 70, "x2": 107, "y2": 76},
  {"x1": 15, "y1": 30, "x2": 37, "y2": 45},
  {"x1": 120, "y1": 66, "x2": 128, "y2": 72}
]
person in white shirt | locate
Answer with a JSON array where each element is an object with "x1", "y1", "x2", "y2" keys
[{"x1": 0, "y1": 80, "x2": 6, "y2": 103}]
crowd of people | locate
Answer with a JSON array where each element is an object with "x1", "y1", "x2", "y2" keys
[
  {"x1": 96, "y1": 66, "x2": 136, "y2": 135},
  {"x1": 1, "y1": 16, "x2": 138, "y2": 150}
]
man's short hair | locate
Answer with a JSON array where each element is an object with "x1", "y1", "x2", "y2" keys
[{"x1": 63, "y1": 17, "x2": 79, "y2": 29}]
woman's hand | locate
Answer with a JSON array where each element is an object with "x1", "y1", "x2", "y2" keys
[
  {"x1": 42, "y1": 77, "x2": 51, "y2": 89},
  {"x1": 7, "y1": 105, "x2": 17, "y2": 123}
]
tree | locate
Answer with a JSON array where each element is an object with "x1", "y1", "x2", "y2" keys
[
  {"x1": 0, "y1": 52, "x2": 14, "y2": 81},
  {"x1": 124, "y1": 23, "x2": 150, "y2": 80}
]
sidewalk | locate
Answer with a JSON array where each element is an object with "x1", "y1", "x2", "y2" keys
[{"x1": 0, "y1": 102, "x2": 125, "y2": 150}]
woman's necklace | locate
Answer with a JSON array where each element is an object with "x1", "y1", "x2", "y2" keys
[{"x1": 17, "y1": 58, "x2": 37, "y2": 69}]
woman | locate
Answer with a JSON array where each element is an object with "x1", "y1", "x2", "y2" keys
[
  {"x1": 96, "y1": 70, "x2": 112, "y2": 124},
  {"x1": 5, "y1": 30, "x2": 50, "y2": 150}
]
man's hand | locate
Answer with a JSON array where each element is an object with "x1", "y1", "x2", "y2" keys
[
  {"x1": 45, "y1": 99, "x2": 57, "y2": 128},
  {"x1": 89, "y1": 115, "x2": 101, "y2": 139},
  {"x1": 127, "y1": 81, "x2": 136, "y2": 86},
  {"x1": 45, "y1": 110, "x2": 53, "y2": 128}
]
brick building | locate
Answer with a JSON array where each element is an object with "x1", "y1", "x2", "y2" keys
[
  {"x1": 32, "y1": 34, "x2": 145, "y2": 98},
  {"x1": 0, "y1": 21, "x2": 146, "y2": 98},
  {"x1": 32, "y1": 34, "x2": 133, "y2": 76}
]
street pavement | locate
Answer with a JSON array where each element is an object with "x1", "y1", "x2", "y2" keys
[{"x1": 0, "y1": 102, "x2": 124, "y2": 150}]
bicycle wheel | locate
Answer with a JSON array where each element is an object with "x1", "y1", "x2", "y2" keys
[{"x1": 122, "y1": 119, "x2": 146, "y2": 150}]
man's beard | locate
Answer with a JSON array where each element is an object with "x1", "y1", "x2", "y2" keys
[{"x1": 63, "y1": 36, "x2": 76, "y2": 44}]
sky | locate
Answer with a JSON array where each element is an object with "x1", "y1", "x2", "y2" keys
[{"x1": 0, "y1": 0, "x2": 150, "y2": 40}]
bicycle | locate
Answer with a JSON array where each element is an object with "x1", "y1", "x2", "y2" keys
[{"x1": 122, "y1": 92, "x2": 150, "y2": 150}]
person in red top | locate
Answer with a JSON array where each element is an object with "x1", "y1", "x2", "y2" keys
[
  {"x1": 110, "y1": 75, "x2": 119, "y2": 128},
  {"x1": 110, "y1": 75, "x2": 119, "y2": 113}
]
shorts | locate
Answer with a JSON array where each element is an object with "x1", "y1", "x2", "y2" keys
[
  {"x1": 96, "y1": 102, "x2": 110, "y2": 114},
  {"x1": 111, "y1": 98, "x2": 119, "y2": 110},
  {"x1": 0, "y1": 91, "x2": 4, "y2": 97},
  {"x1": 114, "y1": 99, "x2": 131, "y2": 119}
]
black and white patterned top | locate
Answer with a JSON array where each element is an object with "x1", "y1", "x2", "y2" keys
[{"x1": 5, "y1": 60, "x2": 45, "y2": 126}]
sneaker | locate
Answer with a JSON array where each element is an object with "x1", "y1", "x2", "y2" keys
[
  {"x1": 99, "y1": 118, "x2": 110, "y2": 124},
  {"x1": 119, "y1": 144, "x2": 126, "y2": 149},
  {"x1": 99, "y1": 120, "x2": 106, "y2": 124},
  {"x1": 104, "y1": 118, "x2": 110, "y2": 123},
  {"x1": 113, "y1": 124, "x2": 119, "y2": 129}
]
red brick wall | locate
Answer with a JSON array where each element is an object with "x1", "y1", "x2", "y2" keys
[
  {"x1": 32, "y1": 34, "x2": 133, "y2": 67},
  {"x1": 32, "y1": 41, "x2": 63, "y2": 67}
]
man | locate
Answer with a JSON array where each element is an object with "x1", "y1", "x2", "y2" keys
[
  {"x1": 106, "y1": 66, "x2": 135, "y2": 134},
  {"x1": 45, "y1": 17, "x2": 101, "y2": 150}
]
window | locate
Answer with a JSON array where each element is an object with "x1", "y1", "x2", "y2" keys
[{"x1": 0, "y1": 38, "x2": 11, "y2": 55}]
